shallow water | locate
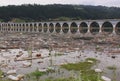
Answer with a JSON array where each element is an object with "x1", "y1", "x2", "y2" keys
[{"x1": 0, "y1": 48, "x2": 120, "y2": 81}]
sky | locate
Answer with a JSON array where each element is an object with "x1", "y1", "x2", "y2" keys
[{"x1": 0, "y1": 0, "x2": 120, "y2": 7}]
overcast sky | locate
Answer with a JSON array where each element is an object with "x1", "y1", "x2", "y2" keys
[{"x1": 0, "y1": 0, "x2": 120, "y2": 7}]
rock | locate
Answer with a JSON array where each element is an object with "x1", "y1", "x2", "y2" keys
[
  {"x1": 8, "y1": 75, "x2": 19, "y2": 81},
  {"x1": 87, "y1": 60, "x2": 93, "y2": 63},
  {"x1": 101, "y1": 76, "x2": 111, "y2": 81},
  {"x1": 23, "y1": 61, "x2": 31, "y2": 67},
  {"x1": 7, "y1": 70, "x2": 16, "y2": 75},
  {"x1": 95, "y1": 68, "x2": 102, "y2": 73}
]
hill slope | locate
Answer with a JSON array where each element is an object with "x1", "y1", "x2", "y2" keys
[{"x1": 0, "y1": 4, "x2": 120, "y2": 22}]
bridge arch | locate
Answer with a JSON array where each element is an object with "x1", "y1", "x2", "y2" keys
[
  {"x1": 8, "y1": 24, "x2": 11, "y2": 31},
  {"x1": 115, "y1": 22, "x2": 120, "y2": 35},
  {"x1": 79, "y1": 22, "x2": 88, "y2": 34},
  {"x1": 26, "y1": 23, "x2": 29, "y2": 32},
  {"x1": 19, "y1": 24, "x2": 22, "y2": 32},
  {"x1": 62, "y1": 23, "x2": 69, "y2": 33},
  {"x1": 90, "y1": 22, "x2": 100, "y2": 35},
  {"x1": 102, "y1": 21, "x2": 113, "y2": 34},
  {"x1": 30, "y1": 23, "x2": 33, "y2": 32},
  {"x1": 22, "y1": 24, "x2": 25, "y2": 32},
  {"x1": 43, "y1": 23, "x2": 48, "y2": 33},
  {"x1": 14, "y1": 24, "x2": 17, "y2": 31},
  {"x1": 33, "y1": 23, "x2": 37, "y2": 32},
  {"x1": 11, "y1": 24, "x2": 13, "y2": 31},
  {"x1": 38, "y1": 23, "x2": 42, "y2": 32},
  {"x1": 49, "y1": 23, "x2": 54, "y2": 33},
  {"x1": 70, "y1": 22, "x2": 78, "y2": 34},
  {"x1": 55, "y1": 23, "x2": 61, "y2": 33},
  {"x1": 16, "y1": 24, "x2": 19, "y2": 32}
]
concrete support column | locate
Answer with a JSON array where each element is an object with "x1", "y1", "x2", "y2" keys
[
  {"x1": 85, "y1": 23, "x2": 93, "y2": 37},
  {"x1": 0, "y1": 24, "x2": 1, "y2": 32},
  {"x1": 20, "y1": 24, "x2": 22, "y2": 32},
  {"x1": 12, "y1": 24, "x2": 14, "y2": 32},
  {"x1": 8, "y1": 26, "x2": 9, "y2": 32},
  {"x1": 24, "y1": 23, "x2": 26, "y2": 32},
  {"x1": 5, "y1": 24, "x2": 7, "y2": 32},
  {"x1": 15, "y1": 25, "x2": 17, "y2": 32},
  {"x1": 32, "y1": 23, "x2": 34, "y2": 33},
  {"x1": 12, "y1": 25, "x2": 13, "y2": 32},
  {"x1": 10, "y1": 24, "x2": 13, "y2": 32},
  {"x1": 28, "y1": 24, "x2": 30, "y2": 32},
  {"x1": 68, "y1": 24, "x2": 71, "y2": 34},
  {"x1": 5, "y1": 25, "x2": 6, "y2": 32},
  {"x1": 6, "y1": 25, "x2": 8, "y2": 32},
  {"x1": 53, "y1": 24, "x2": 56, "y2": 33},
  {"x1": 99, "y1": 25, "x2": 102, "y2": 33},
  {"x1": 5, "y1": 24, "x2": 6, "y2": 32},
  {"x1": 2, "y1": 24, "x2": 4, "y2": 32},
  {"x1": 0, "y1": 24, "x2": 2, "y2": 32},
  {"x1": 22, "y1": 24, "x2": 25, "y2": 32},
  {"x1": 13, "y1": 25, "x2": 15, "y2": 32},
  {"x1": 16, "y1": 25, "x2": 18, "y2": 32},
  {"x1": 60, "y1": 24, "x2": 63, "y2": 34},
  {"x1": 47, "y1": 25, "x2": 50, "y2": 33},
  {"x1": 17, "y1": 24, "x2": 20, "y2": 32},
  {"x1": 14, "y1": 25, "x2": 15, "y2": 32},
  {"x1": 36, "y1": 23, "x2": 39, "y2": 33},
  {"x1": 3, "y1": 24, "x2": 5, "y2": 32},
  {"x1": 4, "y1": 24, "x2": 6, "y2": 32},
  {"x1": 41, "y1": 24, "x2": 44, "y2": 33},
  {"x1": 112, "y1": 25, "x2": 116, "y2": 35},
  {"x1": 77, "y1": 25, "x2": 80, "y2": 33},
  {"x1": 13, "y1": 25, "x2": 14, "y2": 32},
  {"x1": 87, "y1": 24, "x2": 90, "y2": 33},
  {"x1": 25, "y1": 24, "x2": 28, "y2": 32},
  {"x1": 18, "y1": 24, "x2": 20, "y2": 32},
  {"x1": 1, "y1": 24, "x2": 3, "y2": 32},
  {"x1": 0, "y1": 24, "x2": 1, "y2": 31}
]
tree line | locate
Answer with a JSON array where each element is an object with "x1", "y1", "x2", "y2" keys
[{"x1": 0, "y1": 4, "x2": 120, "y2": 22}]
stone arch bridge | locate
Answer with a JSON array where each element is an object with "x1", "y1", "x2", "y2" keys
[{"x1": 0, "y1": 19, "x2": 120, "y2": 36}]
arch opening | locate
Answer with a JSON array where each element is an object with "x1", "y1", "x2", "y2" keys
[
  {"x1": 13, "y1": 24, "x2": 16, "y2": 31},
  {"x1": 55, "y1": 23, "x2": 61, "y2": 33},
  {"x1": 115, "y1": 22, "x2": 120, "y2": 35},
  {"x1": 102, "y1": 22, "x2": 113, "y2": 34},
  {"x1": 43, "y1": 23, "x2": 48, "y2": 33},
  {"x1": 8, "y1": 24, "x2": 11, "y2": 31},
  {"x1": 16, "y1": 24, "x2": 18, "y2": 32},
  {"x1": 38, "y1": 23, "x2": 42, "y2": 32},
  {"x1": 22, "y1": 24, "x2": 25, "y2": 31},
  {"x1": 26, "y1": 24, "x2": 29, "y2": 32},
  {"x1": 62, "y1": 23, "x2": 69, "y2": 33},
  {"x1": 79, "y1": 22, "x2": 88, "y2": 34},
  {"x1": 90, "y1": 22, "x2": 100, "y2": 35},
  {"x1": 34, "y1": 23, "x2": 37, "y2": 32},
  {"x1": 49, "y1": 23, "x2": 54, "y2": 33},
  {"x1": 30, "y1": 24, "x2": 33, "y2": 32},
  {"x1": 70, "y1": 22, "x2": 78, "y2": 34},
  {"x1": 10, "y1": 24, "x2": 13, "y2": 31}
]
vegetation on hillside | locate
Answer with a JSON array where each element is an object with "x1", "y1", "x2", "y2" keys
[{"x1": 0, "y1": 4, "x2": 120, "y2": 22}]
